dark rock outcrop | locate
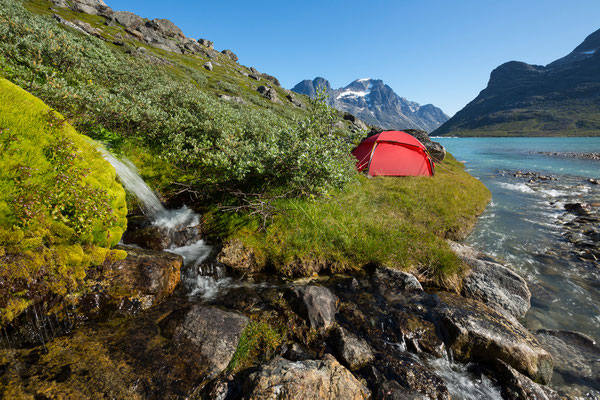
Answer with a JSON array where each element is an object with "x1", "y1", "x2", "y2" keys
[
  {"x1": 242, "y1": 355, "x2": 371, "y2": 399},
  {"x1": 535, "y1": 329, "x2": 600, "y2": 398},
  {"x1": 102, "y1": 245, "x2": 183, "y2": 309},
  {"x1": 434, "y1": 293, "x2": 553, "y2": 384},
  {"x1": 492, "y1": 359, "x2": 560, "y2": 400},
  {"x1": 168, "y1": 305, "x2": 249, "y2": 379},
  {"x1": 331, "y1": 326, "x2": 374, "y2": 370},
  {"x1": 402, "y1": 129, "x2": 446, "y2": 162},
  {"x1": 450, "y1": 241, "x2": 531, "y2": 319},
  {"x1": 373, "y1": 266, "x2": 423, "y2": 294},
  {"x1": 286, "y1": 285, "x2": 338, "y2": 330},
  {"x1": 221, "y1": 49, "x2": 238, "y2": 61}
]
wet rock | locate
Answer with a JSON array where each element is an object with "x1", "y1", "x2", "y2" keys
[
  {"x1": 512, "y1": 170, "x2": 557, "y2": 181},
  {"x1": 243, "y1": 355, "x2": 370, "y2": 399},
  {"x1": 169, "y1": 305, "x2": 249, "y2": 379},
  {"x1": 565, "y1": 202, "x2": 592, "y2": 216},
  {"x1": 589, "y1": 178, "x2": 599, "y2": 185},
  {"x1": 203, "y1": 61, "x2": 213, "y2": 71},
  {"x1": 450, "y1": 241, "x2": 531, "y2": 319},
  {"x1": 102, "y1": 245, "x2": 182, "y2": 308},
  {"x1": 534, "y1": 329, "x2": 600, "y2": 398},
  {"x1": 331, "y1": 326, "x2": 374, "y2": 370},
  {"x1": 434, "y1": 293, "x2": 553, "y2": 384},
  {"x1": 257, "y1": 85, "x2": 282, "y2": 103},
  {"x1": 0, "y1": 297, "x2": 238, "y2": 398},
  {"x1": 221, "y1": 49, "x2": 238, "y2": 61},
  {"x1": 390, "y1": 309, "x2": 445, "y2": 357},
  {"x1": 286, "y1": 285, "x2": 338, "y2": 330},
  {"x1": 492, "y1": 359, "x2": 560, "y2": 400},
  {"x1": 373, "y1": 266, "x2": 423, "y2": 295},
  {"x1": 374, "y1": 380, "x2": 426, "y2": 400},
  {"x1": 379, "y1": 353, "x2": 451, "y2": 400}
]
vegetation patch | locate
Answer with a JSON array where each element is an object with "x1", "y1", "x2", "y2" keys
[
  {"x1": 0, "y1": 78, "x2": 127, "y2": 325},
  {"x1": 221, "y1": 155, "x2": 490, "y2": 285}
]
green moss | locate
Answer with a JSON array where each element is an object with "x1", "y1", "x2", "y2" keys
[
  {"x1": 225, "y1": 155, "x2": 490, "y2": 286},
  {"x1": 0, "y1": 78, "x2": 127, "y2": 325}
]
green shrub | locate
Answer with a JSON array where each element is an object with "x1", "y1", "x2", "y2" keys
[
  {"x1": 0, "y1": 78, "x2": 127, "y2": 325},
  {"x1": 228, "y1": 317, "x2": 285, "y2": 372},
  {"x1": 0, "y1": 0, "x2": 355, "y2": 202}
]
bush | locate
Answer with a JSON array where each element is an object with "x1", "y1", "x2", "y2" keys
[
  {"x1": 0, "y1": 78, "x2": 127, "y2": 325},
  {"x1": 0, "y1": 0, "x2": 355, "y2": 202}
]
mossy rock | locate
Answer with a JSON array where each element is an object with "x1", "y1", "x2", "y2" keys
[{"x1": 0, "y1": 78, "x2": 127, "y2": 325}]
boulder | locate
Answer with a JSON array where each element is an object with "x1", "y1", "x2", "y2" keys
[
  {"x1": 534, "y1": 329, "x2": 600, "y2": 398},
  {"x1": 492, "y1": 359, "x2": 560, "y2": 400},
  {"x1": 169, "y1": 305, "x2": 249, "y2": 379},
  {"x1": 248, "y1": 73, "x2": 261, "y2": 81},
  {"x1": 402, "y1": 129, "x2": 446, "y2": 162},
  {"x1": 260, "y1": 73, "x2": 281, "y2": 87},
  {"x1": 450, "y1": 241, "x2": 531, "y2": 319},
  {"x1": 286, "y1": 92, "x2": 303, "y2": 108},
  {"x1": 221, "y1": 49, "x2": 238, "y2": 62},
  {"x1": 434, "y1": 293, "x2": 553, "y2": 384},
  {"x1": 113, "y1": 11, "x2": 145, "y2": 30},
  {"x1": 257, "y1": 85, "x2": 281, "y2": 103},
  {"x1": 204, "y1": 61, "x2": 214, "y2": 71},
  {"x1": 53, "y1": 15, "x2": 102, "y2": 38},
  {"x1": 69, "y1": 0, "x2": 108, "y2": 15},
  {"x1": 243, "y1": 355, "x2": 370, "y2": 399},
  {"x1": 373, "y1": 266, "x2": 423, "y2": 295},
  {"x1": 198, "y1": 38, "x2": 214, "y2": 48},
  {"x1": 286, "y1": 285, "x2": 338, "y2": 330},
  {"x1": 146, "y1": 18, "x2": 185, "y2": 39},
  {"x1": 564, "y1": 202, "x2": 591, "y2": 216},
  {"x1": 331, "y1": 326, "x2": 374, "y2": 370},
  {"x1": 104, "y1": 245, "x2": 182, "y2": 308}
]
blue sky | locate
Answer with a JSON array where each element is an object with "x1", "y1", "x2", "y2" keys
[{"x1": 107, "y1": 0, "x2": 600, "y2": 116}]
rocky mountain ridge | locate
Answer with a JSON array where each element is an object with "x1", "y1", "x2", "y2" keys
[
  {"x1": 434, "y1": 27, "x2": 600, "y2": 136},
  {"x1": 292, "y1": 77, "x2": 449, "y2": 133}
]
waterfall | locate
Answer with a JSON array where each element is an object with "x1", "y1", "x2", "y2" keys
[{"x1": 99, "y1": 147, "x2": 226, "y2": 299}]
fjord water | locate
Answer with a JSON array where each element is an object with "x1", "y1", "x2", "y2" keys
[{"x1": 436, "y1": 137, "x2": 600, "y2": 342}]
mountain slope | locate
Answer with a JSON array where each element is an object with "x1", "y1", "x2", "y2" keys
[
  {"x1": 292, "y1": 78, "x2": 449, "y2": 133},
  {"x1": 434, "y1": 28, "x2": 600, "y2": 137}
]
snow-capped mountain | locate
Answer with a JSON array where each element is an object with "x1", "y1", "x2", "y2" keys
[{"x1": 291, "y1": 78, "x2": 449, "y2": 132}]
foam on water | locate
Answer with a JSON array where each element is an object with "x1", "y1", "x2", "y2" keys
[
  {"x1": 429, "y1": 354, "x2": 503, "y2": 400},
  {"x1": 100, "y1": 148, "x2": 222, "y2": 297},
  {"x1": 497, "y1": 182, "x2": 535, "y2": 193}
]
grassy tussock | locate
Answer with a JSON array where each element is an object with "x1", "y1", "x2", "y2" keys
[{"x1": 230, "y1": 155, "x2": 490, "y2": 285}]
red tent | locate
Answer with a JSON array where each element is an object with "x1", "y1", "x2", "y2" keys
[{"x1": 351, "y1": 131, "x2": 434, "y2": 176}]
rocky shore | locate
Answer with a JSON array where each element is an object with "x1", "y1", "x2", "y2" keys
[
  {"x1": 533, "y1": 151, "x2": 600, "y2": 160},
  {"x1": 4, "y1": 211, "x2": 593, "y2": 399}
]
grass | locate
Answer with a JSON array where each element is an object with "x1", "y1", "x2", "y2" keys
[{"x1": 221, "y1": 154, "x2": 491, "y2": 286}]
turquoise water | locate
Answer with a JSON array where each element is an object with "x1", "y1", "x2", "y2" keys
[{"x1": 436, "y1": 137, "x2": 600, "y2": 342}]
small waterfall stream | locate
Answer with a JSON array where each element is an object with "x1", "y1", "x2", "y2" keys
[{"x1": 101, "y1": 149, "x2": 226, "y2": 299}]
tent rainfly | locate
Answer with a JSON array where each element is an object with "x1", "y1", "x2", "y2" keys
[{"x1": 351, "y1": 130, "x2": 434, "y2": 177}]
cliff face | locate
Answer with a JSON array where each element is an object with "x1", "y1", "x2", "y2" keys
[
  {"x1": 434, "y1": 28, "x2": 600, "y2": 137},
  {"x1": 292, "y1": 78, "x2": 449, "y2": 133}
]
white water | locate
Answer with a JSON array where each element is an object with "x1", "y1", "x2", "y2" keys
[
  {"x1": 429, "y1": 353, "x2": 504, "y2": 400},
  {"x1": 100, "y1": 148, "x2": 226, "y2": 299}
]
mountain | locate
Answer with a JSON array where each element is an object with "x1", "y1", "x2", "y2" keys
[
  {"x1": 434, "y1": 28, "x2": 600, "y2": 137},
  {"x1": 292, "y1": 78, "x2": 449, "y2": 133}
]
